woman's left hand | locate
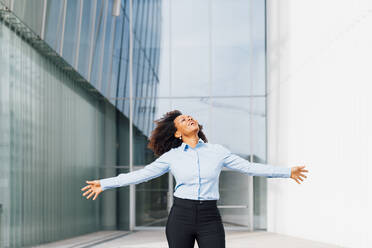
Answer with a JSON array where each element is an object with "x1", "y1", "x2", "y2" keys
[{"x1": 290, "y1": 165, "x2": 308, "y2": 184}]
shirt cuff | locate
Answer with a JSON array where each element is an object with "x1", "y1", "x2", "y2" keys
[
  {"x1": 99, "y1": 177, "x2": 119, "y2": 191},
  {"x1": 273, "y1": 166, "x2": 292, "y2": 178}
]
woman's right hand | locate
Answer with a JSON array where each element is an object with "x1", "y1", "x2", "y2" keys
[{"x1": 81, "y1": 180, "x2": 103, "y2": 200}]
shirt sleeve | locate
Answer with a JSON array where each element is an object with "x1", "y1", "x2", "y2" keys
[
  {"x1": 99, "y1": 152, "x2": 171, "y2": 191},
  {"x1": 217, "y1": 144, "x2": 291, "y2": 178}
]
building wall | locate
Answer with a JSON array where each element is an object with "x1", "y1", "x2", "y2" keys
[
  {"x1": 0, "y1": 20, "x2": 120, "y2": 247},
  {"x1": 266, "y1": 0, "x2": 371, "y2": 247}
]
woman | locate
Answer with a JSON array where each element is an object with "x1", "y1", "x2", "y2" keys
[{"x1": 81, "y1": 110, "x2": 308, "y2": 248}]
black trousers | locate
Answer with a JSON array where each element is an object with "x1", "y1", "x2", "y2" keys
[{"x1": 165, "y1": 196, "x2": 225, "y2": 248}]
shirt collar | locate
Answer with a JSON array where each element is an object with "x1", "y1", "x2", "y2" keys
[{"x1": 181, "y1": 138, "x2": 204, "y2": 151}]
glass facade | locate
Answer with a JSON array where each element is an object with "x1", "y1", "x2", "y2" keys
[
  {"x1": 131, "y1": 0, "x2": 268, "y2": 230},
  {"x1": 0, "y1": 0, "x2": 269, "y2": 246},
  {"x1": 0, "y1": 17, "x2": 113, "y2": 246}
]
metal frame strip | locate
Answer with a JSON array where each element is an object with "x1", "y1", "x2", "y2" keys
[
  {"x1": 59, "y1": 0, "x2": 67, "y2": 55},
  {"x1": 40, "y1": 0, "x2": 47, "y2": 39},
  {"x1": 87, "y1": 0, "x2": 97, "y2": 82},
  {"x1": 129, "y1": 0, "x2": 135, "y2": 232},
  {"x1": 9, "y1": 0, "x2": 13, "y2": 11},
  {"x1": 167, "y1": 0, "x2": 174, "y2": 214}
]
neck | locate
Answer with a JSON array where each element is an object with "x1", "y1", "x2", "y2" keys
[{"x1": 182, "y1": 133, "x2": 199, "y2": 148}]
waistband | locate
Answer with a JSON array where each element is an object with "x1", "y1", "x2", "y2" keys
[{"x1": 173, "y1": 196, "x2": 217, "y2": 207}]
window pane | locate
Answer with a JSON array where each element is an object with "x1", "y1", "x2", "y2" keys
[
  {"x1": 78, "y1": 0, "x2": 96, "y2": 79},
  {"x1": 45, "y1": 0, "x2": 64, "y2": 51},
  {"x1": 62, "y1": 0, "x2": 80, "y2": 66},
  {"x1": 212, "y1": 0, "x2": 266, "y2": 96},
  {"x1": 13, "y1": 0, "x2": 44, "y2": 35}
]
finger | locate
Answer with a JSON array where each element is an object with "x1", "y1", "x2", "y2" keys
[
  {"x1": 294, "y1": 178, "x2": 300, "y2": 184},
  {"x1": 300, "y1": 174, "x2": 307, "y2": 178},
  {"x1": 81, "y1": 185, "x2": 91, "y2": 191},
  {"x1": 301, "y1": 169, "x2": 309, "y2": 173},
  {"x1": 93, "y1": 192, "x2": 100, "y2": 200},
  {"x1": 83, "y1": 189, "x2": 92, "y2": 196},
  {"x1": 87, "y1": 191, "x2": 95, "y2": 199},
  {"x1": 86, "y1": 181, "x2": 96, "y2": 185},
  {"x1": 298, "y1": 175, "x2": 306, "y2": 181}
]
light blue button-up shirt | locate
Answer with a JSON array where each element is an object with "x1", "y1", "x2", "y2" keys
[{"x1": 99, "y1": 138, "x2": 291, "y2": 200}]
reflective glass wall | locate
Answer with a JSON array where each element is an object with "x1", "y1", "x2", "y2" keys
[
  {"x1": 0, "y1": 18, "x2": 122, "y2": 246},
  {"x1": 43, "y1": 0, "x2": 161, "y2": 137},
  {"x1": 114, "y1": 0, "x2": 268, "y2": 230},
  {"x1": 1, "y1": 0, "x2": 269, "y2": 245},
  {"x1": 2, "y1": 0, "x2": 161, "y2": 138}
]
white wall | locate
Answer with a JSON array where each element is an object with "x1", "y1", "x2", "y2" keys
[{"x1": 266, "y1": 1, "x2": 372, "y2": 247}]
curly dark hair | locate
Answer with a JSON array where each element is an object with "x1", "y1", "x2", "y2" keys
[{"x1": 147, "y1": 110, "x2": 208, "y2": 156}]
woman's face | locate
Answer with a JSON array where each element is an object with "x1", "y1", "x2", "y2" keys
[{"x1": 174, "y1": 114, "x2": 199, "y2": 138}]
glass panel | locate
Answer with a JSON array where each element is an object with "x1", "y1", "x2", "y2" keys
[
  {"x1": 101, "y1": 0, "x2": 115, "y2": 96},
  {"x1": 157, "y1": 0, "x2": 170, "y2": 98},
  {"x1": 167, "y1": 0, "x2": 210, "y2": 97},
  {"x1": 106, "y1": 5, "x2": 127, "y2": 105},
  {"x1": 135, "y1": 171, "x2": 169, "y2": 226},
  {"x1": 13, "y1": 0, "x2": 44, "y2": 36},
  {"x1": 132, "y1": 98, "x2": 156, "y2": 166},
  {"x1": 0, "y1": 19, "x2": 11, "y2": 248},
  {"x1": 209, "y1": 97, "x2": 267, "y2": 230},
  {"x1": 100, "y1": 167, "x2": 130, "y2": 231},
  {"x1": 78, "y1": 0, "x2": 96, "y2": 79},
  {"x1": 218, "y1": 170, "x2": 250, "y2": 228},
  {"x1": 249, "y1": 0, "x2": 267, "y2": 96},
  {"x1": 253, "y1": 176, "x2": 267, "y2": 230},
  {"x1": 116, "y1": 101, "x2": 131, "y2": 167},
  {"x1": 97, "y1": 104, "x2": 131, "y2": 231},
  {"x1": 90, "y1": 0, "x2": 106, "y2": 88},
  {"x1": 211, "y1": 0, "x2": 266, "y2": 96},
  {"x1": 44, "y1": 0, "x2": 64, "y2": 51},
  {"x1": 209, "y1": 97, "x2": 266, "y2": 153},
  {"x1": 62, "y1": 0, "x2": 80, "y2": 66},
  {"x1": 117, "y1": 167, "x2": 130, "y2": 230}
]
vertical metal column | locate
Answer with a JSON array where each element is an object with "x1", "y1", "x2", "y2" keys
[
  {"x1": 0, "y1": 204, "x2": 2, "y2": 246},
  {"x1": 40, "y1": 0, "x2": 47, "y2": 40},
  {"x1": 59, "y1": 0, "x2": 67, "y2": 55},
  {"x1": 129, "y1": 0, "x2": 135, "y2": 231},
  {"x1": 9, "y1": 0, "x2": 13, "y2": 11},
  {"x1": 247, "y1": 0, "x2": 255, "y2": 232},
  {"x1": 208, "y1": 0, "x2": 213, "y2": 144},
  {"x1": 167, "y1": 0, "x2": 174, "y2": 213}
]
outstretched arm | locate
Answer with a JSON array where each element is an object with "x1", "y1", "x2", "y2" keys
[
  {"x1": 218, "y1": 144, "x2": 291, "y2": 178},
  {"x1": 81, "y1": 154, "x2": 171, "y2": 200},
  {"x1": 99, "y1": 153, "x2": 171, "y2": 191}
]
